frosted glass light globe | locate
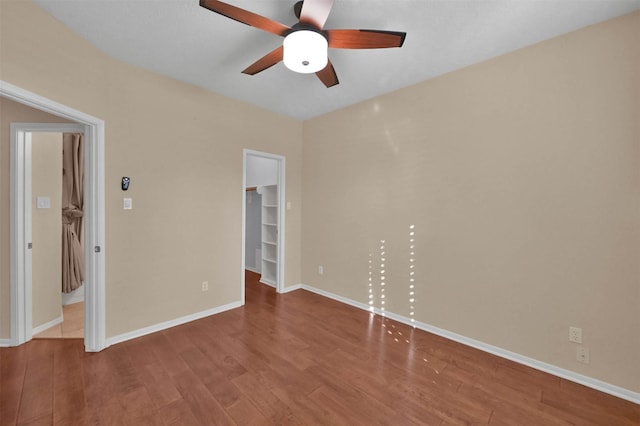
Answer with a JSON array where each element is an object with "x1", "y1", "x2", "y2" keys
[{"x1": 283, "y1": 30, "x2": 328, "y2": 74}]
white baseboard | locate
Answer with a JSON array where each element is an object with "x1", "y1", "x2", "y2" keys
[
  {"x1": 62, "y1": 284, "x2": 85, "y2": 306},
  {"x1": 0, "y1": 338, "x2": 12, "y2": 347},
  {"x1": 64, "y1": 296, "x2": 84, "y2": 306},
  {"x1": 245, "y1": 266, "x2": 261, "y2": 274},
  {"x1": 299, "y1": 284, "x2": 640, "y2": 405},
  {"x1": 106, "y1": 300, "x2": 242, "y2": 347},
  {"x1": 32, "y1": 315, "x2": 64, "y2": 336},
  {"x1": 280, "y1": 284, "x2": 303, "y2": 293},
  {"x1": 62, "y1": 294, "x2": 84, "y2": 306},
  {"x1": 259, "y1": 279, "x2": 276, "y2": 288}
]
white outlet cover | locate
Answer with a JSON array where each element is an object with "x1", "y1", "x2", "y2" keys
[
  {"x1": 123, "y1": 198, "x2": 132, "y2": 210},
  {"x1": 577, "y1": 346, "x2": 590, "y2": 364},
  {"x1": 36, "y1": 196, "x2": 51, "y2": 209}
]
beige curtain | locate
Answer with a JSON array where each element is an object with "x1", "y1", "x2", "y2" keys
[{"x1": 62, "y1": 133, "x2": 84, "y2": 293}]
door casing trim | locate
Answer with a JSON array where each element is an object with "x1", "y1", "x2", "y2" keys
[{"x1": 2, "y1": 80, "x2": 106, "y2": 351}]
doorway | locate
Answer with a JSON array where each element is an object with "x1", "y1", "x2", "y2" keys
[
  {"x1": 3, "y1": 80, "x2": 106, "y2": 351},
  {"x1": 27, "y1": 130, "x2": 86, "y2": 340},
  {"x1": 242, "y1": 150, "x2": 286, "y2": 302}
]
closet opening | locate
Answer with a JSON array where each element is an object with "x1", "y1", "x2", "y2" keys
[{"x1": 242, "y1": 150, "x2": 286, "y2": 301}]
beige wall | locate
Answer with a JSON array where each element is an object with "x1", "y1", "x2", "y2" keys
[
  {"x1": 302, "y1": 12, "x2": 640, "y2": 392},
  {"x1": 0, "y1": 98, "x2": 72, "y2": 337},
  {"x1": 0, "y1": 1, "x2": 303, "y2": 338},
  {"x1": 31, "y1": 132, "x2": 63, "y2": 328}
]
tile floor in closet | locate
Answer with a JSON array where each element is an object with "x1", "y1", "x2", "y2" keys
[{"x1": 33, "y1": 302, "x2": 84, "y2": 339}]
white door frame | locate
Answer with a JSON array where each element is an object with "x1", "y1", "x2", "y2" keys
[
  {"x1": 242, "y1": 149, "x2": 286, "y2": 301},
  {"x1": 2, "y1": 80, "x2": 107, "y2": 352}
]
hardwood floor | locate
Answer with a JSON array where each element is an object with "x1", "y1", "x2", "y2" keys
[
  {"x1": 1, "y1": 271, "x2": 638, "y2": 425},
  {"x1": 33, "y1": 303, "x2": 84, "y2": 339}
]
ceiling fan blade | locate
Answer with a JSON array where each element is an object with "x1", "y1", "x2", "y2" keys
[
  {"x1": 242, "y1": 46, "x2": 284, "y2": 75},
  {"x1": 299, "y1": 0, "x2": 335, "y2": 29},
  {"x1": 199, "y1": 0, "x2": 291, "y2": 37},
  {"x1": 316, "y1": 60, "x2": 339, "y2": 88},
  {"x1": 326, "y1": 29, "x2": 406, "y2": 49}
]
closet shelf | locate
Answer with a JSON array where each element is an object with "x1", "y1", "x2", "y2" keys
[{"x1": 260, "y1": 185, "x2": 278, "y2": 286}]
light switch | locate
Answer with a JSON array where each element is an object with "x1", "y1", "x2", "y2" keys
[
  {"x1": 36, "y1": 196, "x2": 51, "y2": 209},
  {"x1": 123, "y1": 198, "x2": 132, "y2": 210},
  {"x1": 286, "y1": 201, "x2": 292, "y2": 211}
]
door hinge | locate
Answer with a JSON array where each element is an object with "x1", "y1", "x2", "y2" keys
[
  {"x1": 27, "y1": 242, "x2": 32, "y2": 249},
  {"x1": 94, "y1": 246, "x2": 101, "y2": 253}
]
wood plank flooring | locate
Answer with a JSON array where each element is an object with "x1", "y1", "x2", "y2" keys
[{"x1": 1, "y1": 271, "x2": 638, "y2": 425}]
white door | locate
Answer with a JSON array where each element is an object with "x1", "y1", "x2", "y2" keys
[{"x1": 10, "y1": 129, "x2": 34, "y2": 343}]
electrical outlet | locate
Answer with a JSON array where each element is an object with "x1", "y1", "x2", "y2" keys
[
  {"x1": 569, "y1": 326, "x2": 582, "y2": 343},
  {"x1": 318, "y1": 265, "x2": 324, "y2": 275},
  {"x1": 201, "y1": 281, "x2": 209, "y2": 292},
  {"x1": 576, "y1": 346, "x2": 590, "y2": 364}
]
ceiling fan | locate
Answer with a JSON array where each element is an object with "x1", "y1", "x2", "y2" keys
[{"x1": 199, "y1": 0, "x2": 406, "y2": 87}]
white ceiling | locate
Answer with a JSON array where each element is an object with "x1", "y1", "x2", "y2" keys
[{"x1": 33, "y1": 0, "x2": 640, "y2": 120}]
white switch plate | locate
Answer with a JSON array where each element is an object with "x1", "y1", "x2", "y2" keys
[
  {"x1": 123, "y1": 198, "x2": 132, "y2": 210},
  {"x1": 36, "y1": 196, "x2": 51, "y2": 209},
  {"x1": 569, "y1": 326, "x2": 582, "y2": 344},
  {"x1": 286, "y1": 201, "x2": 292, "y2": 210}
]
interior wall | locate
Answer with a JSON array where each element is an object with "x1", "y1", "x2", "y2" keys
[
  {"x1": 0, "y1": 98, "x2": 72, "y2": 338},
  {"x1": 302, "y1": 12, "x2": 640, "y2": 393},
  {"x1": 0, "y1": 0, "x2": 303, "y2": 339},
  {"x1": 246, "y1": 155, "x2": 278, "y2": 187},
  {"x1": 30, "y1": 132, "x2": 63, "y2": 328}
]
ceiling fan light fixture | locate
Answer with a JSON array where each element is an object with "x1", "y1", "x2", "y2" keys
[{"x1": 283, "y1": 30, "x2": 328, "y2": 74}]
